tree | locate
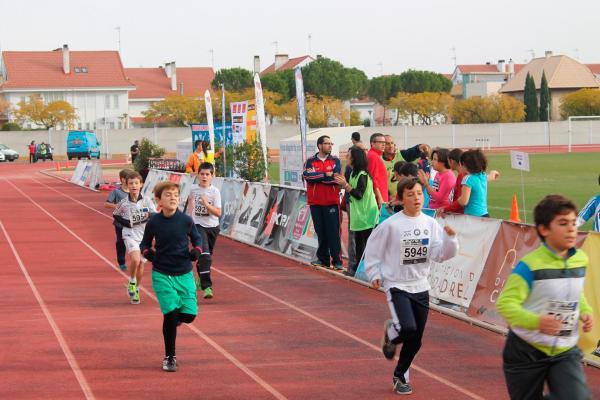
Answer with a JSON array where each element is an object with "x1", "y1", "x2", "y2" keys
[
  {"x1": 14, "y1": 96, "x2": 77, "y2": 129},
  {"x1": 305, "y1": 95, "x2": 349, "y2": 127},
  {"x1": 560, "y1": 89, "x2": 600, "y2": 119},
  {"x1": 211, "y1": 68, "x2": 254, "y2": 92},
  {"x1": 350, "y1": 111, "x2": 362, "y2": 126},
  {"x1": 261, "y1": 72, "x2": 291, "y2": 102},
  {"x1": 133, "y1": 138, "x2": 166, "y2": 177},
  {"x1": 0, "y1": 97, "x2": 10, "y2": 118},
  {"x1": 524, "y1": 73, "x2": 539, "y2": 121},
  {"x1": 302, "y1": 57, "x2": 368, "y2": 100},
  {"x1": 449, "y1": 95, "x2": 525, "y2": 124},
  {"x1": 232, "y1": 140, "x2": 266, "y2": 182},
  {"x1": 389, "y1": 92, "x2": 453, "y2": 125},
  {"x1": 142, "y1": 95, "x2": 203, "y2": 126},
  {"x1": 539, "y1": 71, "x2": 550, "y2": 121},
  {"x1": 398, "y1": 70, "x2": 452, "y2": 93},
  {"x1": 367, "y1": 75, "x2": 404, "y2": 125}
]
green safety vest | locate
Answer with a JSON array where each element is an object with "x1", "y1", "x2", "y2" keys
[{"x1": 348, "y1": 170, "x2": 379, "y2": 231}]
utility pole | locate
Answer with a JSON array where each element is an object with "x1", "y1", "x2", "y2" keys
[
  {"x1": 271, "y1": 41, "x2": 279, "y2": 54},
  {"x1": 451, "y1": 46, "x2": 457, "y2": 67},
  {"x1": 209, "y1": 49, "x2": 214, "y2": 70},
  {"x1": 573, "y1": 48, "x2": 580, "y2": 60},
  {"x1": 528, "y1": 49, "x2": 535, "y2": 60},
  {"x1": 377, "y1": 62, "x2": 383, "y2": 76},
  {"x1": 115, "y1": 26, "x2": 121, "y2": 54},
  {"x1": 308, "y1": 33, "x2": 312, "y2": 55}
]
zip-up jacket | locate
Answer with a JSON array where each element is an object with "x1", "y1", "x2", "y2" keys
[
  {"x1": 496, "y1": 244, "x2": 592, "y2": 356},
  {"x1": 303, "y1": 153, "x2": 341, "y2": 206},
  {"x1": 577, "y1": 195, "x2": 600, "y2": 232}
]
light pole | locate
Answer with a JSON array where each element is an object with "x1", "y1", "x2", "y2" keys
[{"x1": 221, "y1": 83, "x2": 227, "y2": 176}]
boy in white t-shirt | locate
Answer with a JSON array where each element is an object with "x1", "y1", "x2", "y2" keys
[
  {"x1": 188, "y1": 162, "x2": 222, "y2": 299},
  {"x1": 364, "y1": 178, "x2": 459, "y2": 395}
]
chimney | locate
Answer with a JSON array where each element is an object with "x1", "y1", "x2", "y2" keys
[
  {"x1": 545, "y1": 50, "x2": 553, "y2": 58},
  {"x1": 316, "y1": 54, "x2": 322, "y2": 60},
  {"x1": 507, "y1": 58, "x2": 515, "y2": 77},
  {"x1": 274, "y1": 54, "x2": 289, "y2": 71},
  {"x1": 165, "y1": 62, "x2": 172, "y2": 78},
  {"x1": 170, "y1": 62, "x2": 177, "y2": 91},
  {"x1": 179, "y1": 81, "x2": 184, "y2": 95},
  {"x1": 253, "y1": 55, "x2": 260, "y2": 74},
  {"x1": 62, "y1": 44, "x2": 70, "y2": 74},
  {"x1": 497, "y1": 59, "x2": 505, "y2": 73}
]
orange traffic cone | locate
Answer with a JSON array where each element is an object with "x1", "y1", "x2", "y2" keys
[
  {"x1": 55, "y1": 162, "x2": 61, "y2": 171},
  {"x1": 510, "y1": 194, "x2": 521, "y2": 222}
]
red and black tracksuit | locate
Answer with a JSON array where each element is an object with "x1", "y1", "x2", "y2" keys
[{"x1": 303, "y1": 153, "x2": 342, "y2": 267}]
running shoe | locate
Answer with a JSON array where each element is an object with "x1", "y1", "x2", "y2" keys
[
  {"x1": 332, "y1": 262, "x2": 344, "y2": 271},
  {"x1": 203, "y1": 287, "x2": 213, "y2": 299},
  {"x1": 382, "y1": 319, "x2": 397, "y2": 360},
  {"x1": 131, "y1": 289, "x2": 140, "y2": 305},
  {"x1": 393, "y1": 376, "x2": 412, "y2": 395},
  {"x1": 195, "y1": 276, "x2": 201, "y2": 291},
  {"x1": 310, "y1": 259, "x2": 328, "y2": 268},
  {"x1": 119, "y1": 264, "x2": 127, "y2": 271},
  {"x1": 127, "y1": 281, "x2": 136, "y2": 298},
  {"x1": 162, "y1": 356, "x2": 177, "y2": 372}
]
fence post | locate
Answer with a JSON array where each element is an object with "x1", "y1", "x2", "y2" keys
[
  {"x1": 590, "y1": 120, "x2": 593, "y2": 144},
  {"x1": 451, "y1": 124, "x2": 456, "y2": 147},
  {"x1": 498, "y1": 124, "x2": 502, "y2": 147},
  {"x1": 404, "y1": 125, "x2": 408, "y2": 148}
]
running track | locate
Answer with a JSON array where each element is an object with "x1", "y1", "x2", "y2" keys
[{"x1": 1, "y1": 162, "x2": 600, "y2": 400}]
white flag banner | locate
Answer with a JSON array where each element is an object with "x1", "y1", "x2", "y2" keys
[
  {"x1": 254, "y1": 73, "x2": 268, "y2": 176},
  {"x1": 204, "y1": 90, "x2": 215, "y2": 153},
  {"x1": 510, "y1": 150, "x2": 530, "y2": 172},
  {"x1": 428, "y1": 214, "x2": 502, "y2": 307},
  {"x1": 294, "y1": 68, "x2": 308, "y2": 168}
]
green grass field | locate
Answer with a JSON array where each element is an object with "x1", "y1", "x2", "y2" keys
[{"x1": 267, "y1": 152, "x2": 599, "y2": 230}]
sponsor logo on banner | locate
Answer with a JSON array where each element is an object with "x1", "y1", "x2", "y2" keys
[
  {"x1": 231, "y1": 182, "x2": 270, "y2": 244},
  {"x1": 141, "y1": 169, "x2": 194, "y2": 211},
  {"x1": 287, "y1": 192, "x2": 318, "y2": 261},
  {"x1": 230, "y1": 101, "x2": 248, "y2": 145},
  {"x1": 429, "y1": 214, "x2": 501, "y2": 307},
  {"x1": 219, "y1": 180, "x2": 246, "y2": 234},
  {"x1": 255, "y1": 188, "x2": 301, "y2": 252}
]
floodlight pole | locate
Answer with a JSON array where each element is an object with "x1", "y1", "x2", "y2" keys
[
  {"x1": 520, "y1": 169, "x2": 527, "y2": 223},
  {"x1": 221, "y1": 83, "x2": 226, "y2": 177}
]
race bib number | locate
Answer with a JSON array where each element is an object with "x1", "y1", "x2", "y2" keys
[
  {"x1": 543, "y1": 300, "x2": 578, "y2": 336},
  {"x1": 131, "y1": 208, "x2": 148, "y2": 225},
  {"x1": 194, "y1": 197, "x2": 210, "y2": 217},
  {"x1": 401, "y1": 238, "x2": 429, "y2": 265}
]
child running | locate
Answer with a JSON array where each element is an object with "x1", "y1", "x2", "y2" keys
[
  {"x1": 187, "y1": 162, "x2": 221, "y2": 299},
  {"x1": 140, "y1": 181, "x2": 204, "y2": 372},
  {"x1": 104, "y1": 169, "x2": 133, "y2": 271},
  {"x1": 497, "y1": 194, "x2": 594, "y2": 399},
  {"x1": 364, "y1": 178, "x2": 459, "y2": 395},
  {"x1": 113, "y1": 171, "x2": 157, "y2": 304}
]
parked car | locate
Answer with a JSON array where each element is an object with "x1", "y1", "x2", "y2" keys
[
  {"x1": 0, "y1": 151, "x2": 5, "y2": 162},
  {"x1": 0, "y1": 144, "x2": 19, "y2": 162},
  {"x1": 67, "y1": 131, "x2": 101, "y2": 160}
]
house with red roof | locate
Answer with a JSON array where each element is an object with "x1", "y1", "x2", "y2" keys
[
  {"x1": 0, "y1": 45, "x2": 135, "y2": 129},
  {"x1": 450, "y1": 59, "x2": 524, "y2": 98},
  {"x1": 259, "y1": 54, "x2": 314, "y2": 75},
  {"x1": 125, "y1": 62, "x2": 214, "y2": 126}
]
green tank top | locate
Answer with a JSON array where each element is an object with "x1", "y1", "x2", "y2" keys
[{"x1": 348, "y1": 170, "x2": 379, "y2": 231}]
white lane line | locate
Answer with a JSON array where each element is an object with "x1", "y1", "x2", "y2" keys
[
  {"x1": 4, "y1": 178, "x2": 287, "y2": 400},
  {"x1": 213, "y1": 268, "x2": 485, "y2": 400},
  {"x1": 0, "y1": 221, "x2": 95, "y2": 400},
  {"x1": 30, "y1": 176, "x2": 483, "y2": 399}
]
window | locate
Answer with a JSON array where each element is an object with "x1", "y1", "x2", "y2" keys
[
  {"x1": 78, "y1": 123, "x2": 82, "y2": 130},
  {"x1": 109, "y1": 122, "x2": 115, "y2": 129},
  {"x1": 105, "y1": 95, "x2": 110, "y2": 109},
  {"x1": 86, "y1": 122, "x2": 90, "y2": 130},
  {"x1": 113, "y1": 95, "x2": 119, "y2": 109}
]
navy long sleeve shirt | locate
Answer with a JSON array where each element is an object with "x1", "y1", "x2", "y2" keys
[{"x1": 140, "y1": 209, "x2": 203, "y2": 276}]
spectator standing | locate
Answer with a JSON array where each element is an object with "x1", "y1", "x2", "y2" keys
[
  {"x1": 367, "y1": 133, "x2": 389, "y2": 207},
  {"x1": 351, "y1": 131, "x2": 361, "y2": 146},
  {"x1": 185, "y1": 140, "x2": 207, "y2": 173},
  {"x1": 130, "y1": 140, "x2": 140, "y2": 164},
  {"x1": 39, "y1": 142, "x2": 48, "y2": 162},
  {"x1": 382, "y1": 134, "x2": 431, "y2": 199},
  {"x1": 417, "y1": 148, "x2": 456, "y2": 210},
  {"x1": 302, "y1": 135, "x2": 343, "y2": 270},
  {"x1": 335, "y1": 146, "x2": 379, "y2": 276},
  {"x1": 457, "y1": 149, "x2": 490, "y2": 217},
  {"x1": 28, "y1": 141, "x2": 36, "y2": 163}
]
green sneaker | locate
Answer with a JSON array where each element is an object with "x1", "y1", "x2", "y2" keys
[
  {"x1": 119, "y1": 264, "x2": 127, "y2": 271},
  {"x1": 131, "y1": 289, "x2": 140, "y2": 304},
  {"x1": 203, "y1": 287, "x2": 213, "y2": 299},
  {"x1": 195, "y1": 276, "x2": 201, "y2": 291},
  {"x1": 127, "y1": 281, "x2": 136, "y2": 298}
]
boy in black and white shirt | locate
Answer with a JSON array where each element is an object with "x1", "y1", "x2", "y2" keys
[
  {"x1": 188, "y1": 162, "x2": 222, "y2": 299},
  {"x1": 364, "y1": 178, "x2": 459, "y2": 395}
]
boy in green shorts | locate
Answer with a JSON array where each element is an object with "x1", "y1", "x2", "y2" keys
[
  {"x1": 497, "y1": 194, "x2": 594, "y2": 399},
  {"x1": 140, "y1": 181, "x2": 206, "y2": 372}
]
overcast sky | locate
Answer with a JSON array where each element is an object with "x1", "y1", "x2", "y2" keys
[{"x1": 1, "y1": 0, "x2": 599, "y2": 77}]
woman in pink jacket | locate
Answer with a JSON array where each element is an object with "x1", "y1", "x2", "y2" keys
[{"x1": 417, "y1": 148, "x2": 456, "y2": 209}]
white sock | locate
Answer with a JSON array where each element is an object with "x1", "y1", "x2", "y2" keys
[{"x1": 129, "y1": 277, "x2": 137, "y2": 284}]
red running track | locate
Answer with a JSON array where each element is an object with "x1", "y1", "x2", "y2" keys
[{"x1": 1, "y1": 162, "x2": 600, "y2": 400}]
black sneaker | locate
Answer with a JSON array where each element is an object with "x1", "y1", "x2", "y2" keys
[
  {"x1": 162, "y1": 356, "x2": 177, "y2": 372},
  {"x1": 310, "y1": 260, "x2": 328, "y2": 268},
  {"x1": 382, "y1": 319, "x2": 397, "y2": 360},
  {"x1": 393, "y1": 376, "x2": 413, "y2": 395}
]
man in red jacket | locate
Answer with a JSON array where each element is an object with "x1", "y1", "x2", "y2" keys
[
  {"x1": 303, "y1": 135, "x2": 343, "y2": 270},
  {"x1": 367, "y1": 133, "x2": 388, "y2": 208}
]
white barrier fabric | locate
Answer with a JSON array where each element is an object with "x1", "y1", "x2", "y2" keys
[
  {"x1": 230, "y1": 182, "x2": 271, "y2": 244},
  {"x1": 429, "y1": 214, "x2": 502, "y2": 307},
  {"x1": 70, "y1": 160, "x2": 103, "y2": 189},
  {"x1": 219, "y1": 180, "x2": 246, "y2": 235},
  {"x1": 141, "y1": 169, "x2": 196, "y2": 211}
]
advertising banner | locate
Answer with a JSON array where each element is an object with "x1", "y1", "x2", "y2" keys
[
  {"x1": 294, "y1": 67, "x2": 308, "y2": 168},
  {"x1": 204, "y1": 90, "x2": 215, "y2": 153},
  {"x1": 286, "y1": 191, "x2": 319, "y2": 262},
  {"x1": 141, "y1": 169, "x2": 195, "y2": 211},
  {"x1": 230, "y1": 101, "x2": 248, "y2": 144},
  {"x1": 219, "y1": 179, "x2": 246, "y2": 235},
  {"x1": 230, "y1": 182, "x2": 270, "y2": 244},
  {"x1": 190, "y1": 123, "x2": 232, "y2": 149},
  {"x1": 429, "y1": 215, "x2": 502, "y2": 307},
  {"x1": 246, "y1": 99, "x2": 257, "y2": 142},
  {"x1": 580, "y1": 233, "x2": 600, "y2": 362},
  {"x1": 254, "y1": 73, "x2": 268, "y2": 171},
  {"x1": 466, "y1": 222, "x2": 540, "y2": 326},
  {"x1": 255, "y1": 187, "x2": 301, "y2": 253}
]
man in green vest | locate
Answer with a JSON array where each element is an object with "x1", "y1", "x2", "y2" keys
[{"x1": 382, "y1": 135, "x2": 431, "y2": 199}]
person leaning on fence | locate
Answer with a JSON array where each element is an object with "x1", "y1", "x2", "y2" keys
[
  {"x1": 334, "y1": 146, "x2": 379, "y2": 277},
  {"x1": 185, "y1": 140, "x2": 207, "y2": 173},
  {"x1": 364, "y1": 177, "x2": 458, "y2": 395},
  {"x1": 496, "y1": 194, "x2": 594, "y2": 400},
  {"x1": 302, "y1": 135, "x2": 343, "y2": 270}
]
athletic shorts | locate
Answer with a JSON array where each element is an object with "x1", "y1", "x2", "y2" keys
[
  {"x1": 123, "y1": 237, "x2": 141, "y2": 254},
  {"x1": 152, "y1": 270, "x2": 197, "y2": 315}
]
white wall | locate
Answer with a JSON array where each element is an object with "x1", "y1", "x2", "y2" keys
[
  {"x1": 466, "y1": 81, "x2": 504, "y2": 98},
  {"x1": 129, "y1": 100, "x2": 153, "y2": 118}
]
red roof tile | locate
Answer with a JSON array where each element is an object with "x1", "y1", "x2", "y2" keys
[
  {"x1": 126, "y1": 67, "x2": 214, "y2": 99},
  {"x1": 1, "y1": 50, "x2": 134, "y2": 89},
  {"x1": 261, "y1": 55, "x2": 314, "y2": 75},
  {"x1": 586, "y1": 64, "x2": 600, "y2": 74}
]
